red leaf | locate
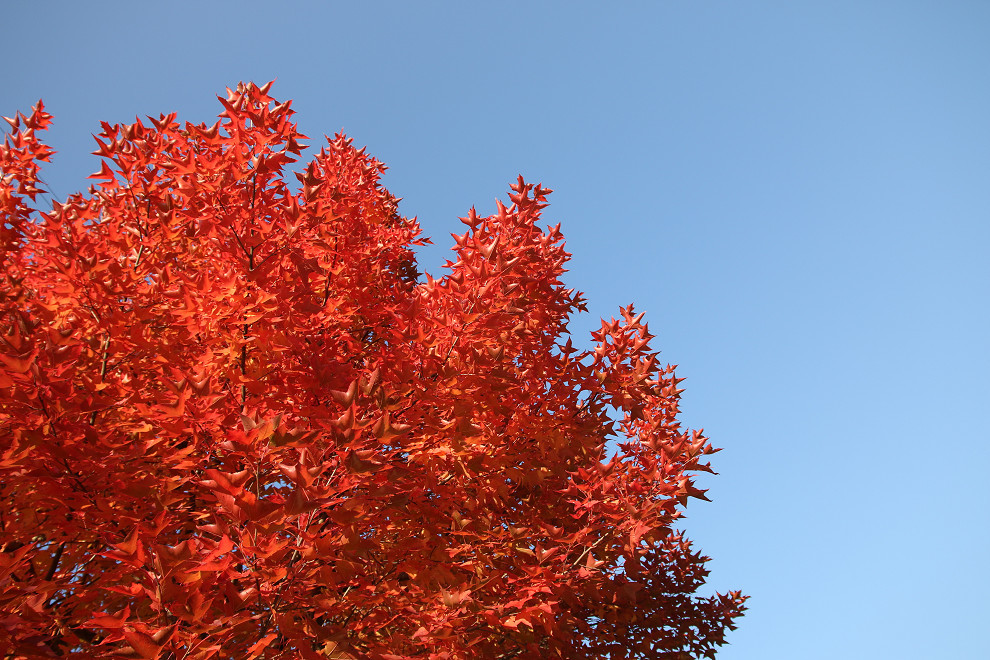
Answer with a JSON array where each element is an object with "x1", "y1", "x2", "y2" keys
[{"x1": 121, "y1": 629, "x2": 162, "y2": 659}]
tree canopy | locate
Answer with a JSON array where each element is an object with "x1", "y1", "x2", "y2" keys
[{"x1": 0, "y1": 82, "x2": 745, "y2": 659}]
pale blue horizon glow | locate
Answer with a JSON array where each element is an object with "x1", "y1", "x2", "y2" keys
[{"x1": 5, "y1": 2, "x2": 988, "y2": 658}]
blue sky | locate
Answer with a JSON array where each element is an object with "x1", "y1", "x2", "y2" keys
[{"x1": 5, "y1": 1, "x2": 988, "y2": 657}]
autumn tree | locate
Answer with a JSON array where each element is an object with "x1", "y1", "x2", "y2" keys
[{"x1": 0, "y1": 82, "x2": 745, "y2": 659}]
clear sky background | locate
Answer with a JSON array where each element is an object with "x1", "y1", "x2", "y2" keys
[{"x1": 5, "y1": 1, "x2": 988, "y2": 657}]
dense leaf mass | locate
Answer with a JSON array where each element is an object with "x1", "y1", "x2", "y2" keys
[{"x1": 0, "y1": 83, "x2": 745, "y2": 659}]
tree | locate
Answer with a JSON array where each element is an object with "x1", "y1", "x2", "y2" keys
[{"x1": 0, "y1": 82, "x2": 745, "y2": 659}]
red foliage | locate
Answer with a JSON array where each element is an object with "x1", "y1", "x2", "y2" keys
[{"x1": 0, "y1": 83, "x2": 745, "y2": 659}]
